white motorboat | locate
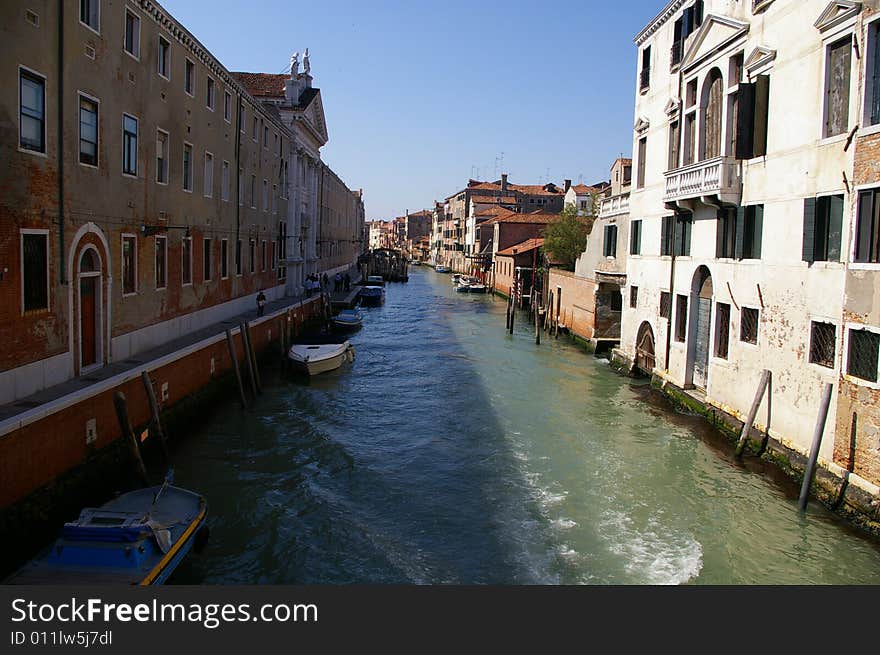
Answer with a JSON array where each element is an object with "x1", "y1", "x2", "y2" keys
[{"x1": 288, "y1": 341, "x2": 354, "y2": 376}]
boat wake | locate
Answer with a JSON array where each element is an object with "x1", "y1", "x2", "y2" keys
[{"x1": 599, "y1": 510, "x2": 703, "y2": 585}]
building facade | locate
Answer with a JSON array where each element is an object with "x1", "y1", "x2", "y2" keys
[
  {"x1": 2, "y1": 0, "x2": 292, "y2": 404},
  {"x1": 616, "y1": 0, "x2": 880, "y2": 493}
]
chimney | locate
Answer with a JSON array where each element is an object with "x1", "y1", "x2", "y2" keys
[
  {"x1": 564, "y1": 179, "x2": 572, "y2": 193},
  {"x1": 501, "y1": 173, "x2": 508, "y2": 193}
]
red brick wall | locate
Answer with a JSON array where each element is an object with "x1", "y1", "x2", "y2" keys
[{"x1": 0, "y1": 298, "x2": 320, "y2": 508}]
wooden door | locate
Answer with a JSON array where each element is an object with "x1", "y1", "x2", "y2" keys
[
  {"x1": 693, "y1": 296, "x2": 711, "y2": 388},
  {"x1": 80, "y1": 276, "x2": 96, "y2": 367}
]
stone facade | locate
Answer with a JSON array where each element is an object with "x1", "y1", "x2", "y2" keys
[{"x1": 1, "y1": 0, "x2": 289, "y2": 404}]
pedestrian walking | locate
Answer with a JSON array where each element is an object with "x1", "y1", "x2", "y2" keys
[
  {"x1": 344, "y1": 273, "x2": 351, "y2": 291},
  {"x1": 334, "y1": 272, "x2": 342, "y2": 292},
  {"x1": 256, "y1": 290, "x2": 266, "y2": 317},
  {"x1": 322, "y1": 273, "x2": 329, "y2": 289}
]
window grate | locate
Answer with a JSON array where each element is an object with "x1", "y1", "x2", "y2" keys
[
  {"x1": 715, "y1": 303, "x2": 730, "y2": 359},
  {"x1": 809, "y1": 321, "x2": 836, "y2": 368},
  {"x1": 740, "y1": 307, "x2": 759, "y2": 344},
  {"x1": 660, "y1": 291, "x2": 671, "y2": 320},
  {"x1": 847, "y1": 329, "x2": 880, "y2": 382},
  {"x1": 630, "y1": 286, "x2": 638, "y2": 309}
]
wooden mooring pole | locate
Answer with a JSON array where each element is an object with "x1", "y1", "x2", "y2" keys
[
  {"x1": 798, "y1": 382, "x2": 834, "y2": 512},
  {"x1": 735, "y1": 369, "x2": 771, "y2": 456},
  {"x1": 113, "y1": 391, "x2": 150, "y2": 487},
  {"x1": 239, "y1": 322, "x2": 259, "y2": 398},
  {"x1": 244, "y1": 320, "x2": 262, "y2": 393},
  {"x1": 535, "y1": 291, "x2": 541, "y2": 345},
  {"x1": 140, "y1": 371, "x2": 169, "y2": 462},
  {"x1": 225, "y1": 328, "x2": 248, "y2": 408}
]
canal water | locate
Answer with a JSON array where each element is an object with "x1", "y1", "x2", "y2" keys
[{"x1": 171, "y1": 269, "x2": 880, "y2": 584}]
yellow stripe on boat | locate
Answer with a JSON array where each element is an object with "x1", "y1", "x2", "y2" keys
[{"x1": 139, "y1": 503, "x2": 207, "y2": 586}]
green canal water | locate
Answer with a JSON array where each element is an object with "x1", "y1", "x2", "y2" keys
[{"x1": 170, "y1": 268, "x2": 880, "y2": 584}]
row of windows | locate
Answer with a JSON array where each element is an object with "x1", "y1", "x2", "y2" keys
[
  {"x1": 649, "y1": 288, "x2": 879, "y2": 382},
  {"x1": 615, "y1": 193, "x2": 880, "y2": 265},
  {"x1": 18, "y1": 70, "x2": 287, "y2": 207},
  {"x1": 124, "y1": 235, "x2": 278, "y2": 294}
]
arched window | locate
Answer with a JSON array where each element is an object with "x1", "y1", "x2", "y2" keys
[
  {"x1": 80, "y1": 248, "x2": 99, "y2": 273},
  {"x1": 701, "y1": 69, "x2": 724, "y2": 160}
]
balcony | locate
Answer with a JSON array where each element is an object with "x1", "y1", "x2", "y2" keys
[
  {"x1": 599, "y1": 193, "x2": 630, "y2": 220},
  {"x1": 663, "y1": 156, "x2": 741, "y2": 206}
]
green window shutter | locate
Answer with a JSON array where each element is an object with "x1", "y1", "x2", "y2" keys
[
  {"x1": 856, "y1": 191, "x2": 873, "y2": 262},
  {"x1": 753, "y1": 204, "x2": 764, "y2": 259},
  {"x1": 716, "y1": 211, "x2": 724, "y2": 258},
  {"x1": 802, "y1": 197, "x2": 816, "y2": 262},
  {"x1": 735, "y1": 206, "x2": 745, "y2": 259},
  {"x1": 827, "y1": 195, "x2": 843, "y2": 261},
  {"x1": 753, "y1": 76, "x2": 770, "y2": 157},
  {"x1": 683, "y1": 217, "x2": 692, "y2": 256},
  {"x1": 603, "y1": 226, "x2": 610, "y2": 256},
  {"x1": 735, "y1": 83, "x2": 755, "y2": 159},
  {"x1": 673, "y1": 214, "x2": 684, "y2": 256}
]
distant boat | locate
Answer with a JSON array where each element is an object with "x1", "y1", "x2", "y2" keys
[
  {"x1": 365, "y1": 275, "x2": 386, "y2": 286},
  {"x1": 333, "y1": 308, "x2": 363, "y2": 332},
  {"x1": 435, "y1": 265, "x2": 451, "y2": 273},
  {"x1": 410, "y1": 260, "x2": 422, "y2": 266},
  {"x1": 359, "y1": 286, "x2": 385, "y2": 306},
  {"x1": 6, "y1": 473, "x2": 207, "y2": 585},
  {"x1": 288, "y1": 341, "x2": 354, "y2": 376},
  {"x1": 468, "y1": 283, "x2": 487, "y2": 294}
]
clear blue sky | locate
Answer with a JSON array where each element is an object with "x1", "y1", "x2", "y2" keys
[{"x1": 161, "y1": 0, "x2": 662, "y2": 219}]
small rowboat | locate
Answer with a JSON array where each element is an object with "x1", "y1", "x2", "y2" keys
[
  {"x1": 288, "y1": 340, "x2": 354, "y2": 376},
  {"x1": 359, "y1": 286, "x2": 385, "y2": 306},
  {"x1": 6, "y1": 472, "x2": 207, "y2": 585},
  {"x1": 333, "y1": 309, "x2": 363, "y2": 331}
]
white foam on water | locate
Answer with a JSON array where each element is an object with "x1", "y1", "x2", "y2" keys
[
  {"x1": 556, "y1": 544, "x2": 579, "y2": 559},
  {"x1": 552, "y1": 517, "x2": 578, "y2": 530},
  {"x1": 600, "y1": 510, "x2": 703, "y2": 585}
]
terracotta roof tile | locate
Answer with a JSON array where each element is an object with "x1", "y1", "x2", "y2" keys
[
  {"x1": 231, "y1": 72, "x2": 287, "y2": 98},
  {"x1": 497, "y1": 238, "x2": 544, "y2": 257}
]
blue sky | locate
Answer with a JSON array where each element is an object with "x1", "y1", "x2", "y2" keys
[{"x1": 162, "y1": 0, "x2": 662, "y2": 219}]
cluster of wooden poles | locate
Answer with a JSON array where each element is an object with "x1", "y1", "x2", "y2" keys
[{"x1": 504, "y1": 285, "x2": 566, "y2": 346}]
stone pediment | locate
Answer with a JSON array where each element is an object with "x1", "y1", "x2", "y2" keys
[
  {"x1": 681, "y1": 14, "x2": 750, "y2": 73},
  {"x1": 302, "y1": 90, "x2": 328, "y2": 145},
  {"x1": 634, "y1": 117, "x2": 650, "y2": 135},
  {"x1": 664, "y1": 98, "x2": 681, "y2": 118},
  {"x1": 814, "y1": 1, "x2": 861, "y2": 33},
  {"x1": 745, "y1": 46, "x2": 777, "y2": 74}
]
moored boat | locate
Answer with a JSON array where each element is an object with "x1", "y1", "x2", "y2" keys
[
  {"x1": 5, "y1": 473, "x2": 207, "y2": 585},
  {"x1": 454, "y1": 281, "x2": 471, "y2": 293},
  {"x1": 288, "y1": 340, "x2": 354, "y2": 376},
  {"x1": 333, "y1": 308, "x2": 363, "y2": 331},
  {"x1": 468, "y1": 283, "x2": 487, "y2": 294},
  {"x1": 435, "y1": 265, "x2": 451, "y2": 273},
  {"x1": 359, "y1": 285, "x2": 385, "y2": 306}
]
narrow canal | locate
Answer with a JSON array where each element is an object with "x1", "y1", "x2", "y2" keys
[{"x1": 171, "y1": 269, "x2": 880, "y2": 584}]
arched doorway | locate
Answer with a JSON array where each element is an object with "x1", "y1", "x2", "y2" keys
[
  {"x1": 78, "y1": 247, "x2": 102, "y2": 371},
  {"x1": 635, "y1": 321, "x2": 656, "y2": 375},
  {"x1": 688, "y1": 266, "x2": 713, "y2": 389},
  {"x1": 701, "y1": 69, "x2": 724, "y2": 160}
]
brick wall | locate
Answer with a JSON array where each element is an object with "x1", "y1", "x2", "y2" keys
[{"x1": 0, "y1": 297, "x2": 321, "y2": 508}]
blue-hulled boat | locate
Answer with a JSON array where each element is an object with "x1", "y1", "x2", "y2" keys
[
  {"x1": 6, "y1": 473, "x2": 207, "y2": 585},
  {"x1": 359, "y1": 286, "x2": 385, "y2": 307},
  {"x1": 333, "y1": 308, "x2": 363, "y2": 331}
]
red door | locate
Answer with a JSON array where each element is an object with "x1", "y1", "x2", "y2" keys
[{"x1": 80, "y1": 276, "x2": 96, "y2": 367}]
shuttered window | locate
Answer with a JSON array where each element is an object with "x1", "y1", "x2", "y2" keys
[
  {"x1": 735, "y1": 205, "x2": 763, "y2": 260},
  {"x1": 203, "y1": 238, "x2": 212, "y2": 281},
  {"x1": 603, "y1": 224, "x2": 618, "y2": 257},
  {"x1": 661, "y1": 216, "x2": 675, "y2": 256},
  {"x1": 802, "y1": 195, "x2": 843, "y2": 262},
  {"x1": 660, "y1": 291, "x2": 671, "y2": 320},
  {"x1": 674, "y1": 213, "x2": 692, "y2": 256},
  {"x1": 824, "y1": 36, "x2": 851, "y2": 138},
  {"x1": 735, "y1": 75, "x2": 769, "y2": 159},
  {"x1": 703, "y1": 72, "x2": 723, "y2": 160},
  {"x1": 871, "y1": 23, "x2": 880, "y2": 126},
  {"x1": 637, "y1": 137, "x2": 647, "y2": 189},
  {"x1": 716, "y1": 207, "x2": 736, "y2": 258},
  {"x1": 855, "y1": 189, "x2": 880, "y2": 263},
  {"x1": 122, "y1": 235, "x2": 136, "y2": 294},
  {"x1": 668, "y1": 120, "x2": 680, "y2": 170},
  {"x1": 630, "y1": 220, "x2": 642, "y2": 255},
  {"x1": 675, "y1": 295, "x2": 688, "y2": 342}
]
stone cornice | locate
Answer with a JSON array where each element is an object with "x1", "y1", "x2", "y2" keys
[{"x1": 634, "y1": 0, "x2": 687, "y2": 46}]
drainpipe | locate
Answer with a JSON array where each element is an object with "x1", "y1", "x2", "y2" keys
[
  {"x1": 235, "y1": 94, "x2": 242, "y2": 245},
  {"x1": 57, "y1": 0, "x2": 65, "y2": 285}
]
